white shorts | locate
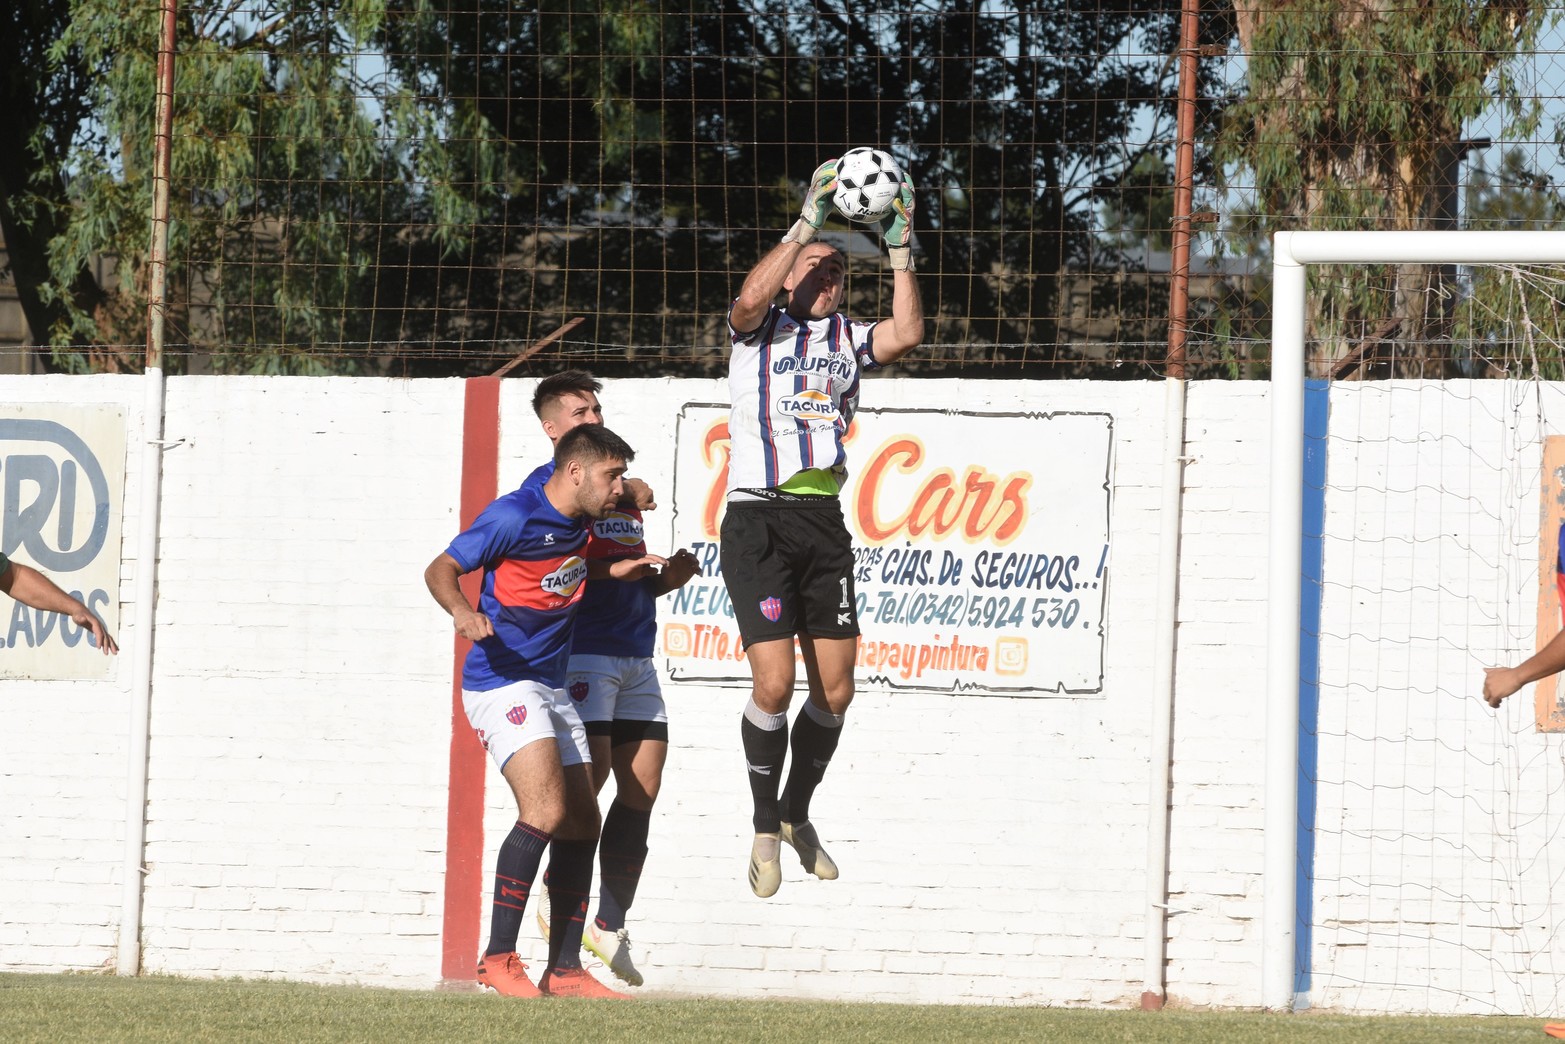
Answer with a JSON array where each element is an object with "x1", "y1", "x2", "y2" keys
[
  {"x1": 463, "y1": 678, "x2": 591, "y2": 771},
  {"x1": 563, "y1": 655, "x2": 667, "y2": 727}
]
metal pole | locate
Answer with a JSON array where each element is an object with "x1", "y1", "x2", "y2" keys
[
  {"x1": 1142, "y1": 0, "x2": 1199, "y2": 1013},
  {"x1": 1264, "y1": 247, "x2": 1306, "y2": 1010},
  {"x1": 120, "y1": 0, "x2": 176, "y2": 978},
  {"x1": 1166, "y1": 0, "x2": 1198, "y2": 383},
  {"x1": 146, "y1": 0, "x2": 175, "y2": 373}
]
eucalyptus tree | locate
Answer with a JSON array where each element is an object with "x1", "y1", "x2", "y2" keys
[
  {"x1": 1216, "y1": 0, "x2": 1556, "y2": 378},
  {"x1": 9, "y1": 0, "x2": 501, "y2": 372},
  {"x1": 0, "y1": 0, "x2": 102, "y2": 366},
  {"x1": 5, "y1": 0, "x2": 1221, "y2": 376},
  {"x1": 376, "y1": 0, "x2": 1213, "y2": 375}
]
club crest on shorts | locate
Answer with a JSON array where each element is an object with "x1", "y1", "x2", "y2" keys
[
  {"x1": 570, "y1": 680, "x2": 589, "y2": 702},
  {"x1": 759, "y1": 596, "x2": 783, "y2": 622},
  {"x1": 506, "y1": 705, "x2": 527, "y2": 726}
]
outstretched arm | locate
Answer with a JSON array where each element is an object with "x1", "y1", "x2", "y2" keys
[
  {"x1": 646, "y1": 548, "x2": 701, "y2": 596},
  {"x1": 730, "y1": 240, "x2": 804, "y2": 335},
  {"x1": 586, "y1": 553, "x2": 668, "y2": 583},
  {"x1": 0, "y1": 561, "x2": 118, "y2": 654},
  {"x1": 871, "y1": 267, "x2": 925, "y2": 364},
  {"x1": 870, "y1": 170, "x2": 925, "y2": 364},
  {"x1": 731, "y1": 159, "x2": 839, "y2": 334},
  {"x1": 1483, "y1": 629, "x2": 1565, "y2": 708}
]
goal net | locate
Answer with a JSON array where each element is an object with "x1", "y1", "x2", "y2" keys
[{"x1": 1276, "y1": 242, "x2": 1565, "y2": 1015}]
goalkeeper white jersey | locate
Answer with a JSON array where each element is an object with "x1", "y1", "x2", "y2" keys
[{"x1": 726, "y1": 302, "x2": 882, "y2": 494}]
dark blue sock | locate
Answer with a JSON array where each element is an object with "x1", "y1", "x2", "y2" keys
[
  {"x1": 485, "y1": 821, "x2": 551, "y2": 957},
  {"x1": 595, "y1": 801, "x2": 651, "y2": 932},
  {"x1": 544, "y1": 838, "x2": 596, "y2": 973}
]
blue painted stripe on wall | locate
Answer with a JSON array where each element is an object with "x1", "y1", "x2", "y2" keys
[{"x1": 1295, "y1": 378, "x2": 1328, "y2": 998}]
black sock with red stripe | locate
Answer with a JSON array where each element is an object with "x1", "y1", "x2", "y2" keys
[
  {"x1": 485, "y1": 820, "x2": 551, "y2": 957},
  {"x1": 544, "y1": 838, "x2": 596, "y2": 973}
]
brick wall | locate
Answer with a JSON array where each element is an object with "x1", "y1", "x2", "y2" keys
[{"x1": 4, "y1": 373, "x2": 1549, "y2": 1012}]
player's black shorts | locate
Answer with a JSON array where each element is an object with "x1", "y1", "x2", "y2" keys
[{"x1": 720, "y1": 496, "x2": 860, "y2": 645}]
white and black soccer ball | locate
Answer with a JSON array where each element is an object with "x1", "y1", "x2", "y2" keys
[{"x1": 832, "y1": 147, "x2": 904, "y2": 223}]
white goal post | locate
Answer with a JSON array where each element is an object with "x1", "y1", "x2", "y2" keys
[{"x1": 1267, "y1": 230, "x2": 1565, "y2": 1011}]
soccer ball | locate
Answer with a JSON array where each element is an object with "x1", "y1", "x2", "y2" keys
[{"x1": 833, "y1": 147, "x2": 904, "y2": 223}]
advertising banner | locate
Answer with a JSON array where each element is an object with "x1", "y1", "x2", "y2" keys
[
  {"x1": 0, "y1": 405, "x2": 125, "y2": 678},
  {"x1": 659, "y1": 403, "x2": 1111, "y2": 696}
]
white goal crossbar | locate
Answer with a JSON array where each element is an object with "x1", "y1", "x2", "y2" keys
[{"x1": 1267, "y1": 230, "x2": 1565, "y2": 1011}]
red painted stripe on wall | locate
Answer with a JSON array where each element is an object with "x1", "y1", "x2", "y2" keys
[{"x1": 441, "y1": 376, "x2": 500, "y2": 980}]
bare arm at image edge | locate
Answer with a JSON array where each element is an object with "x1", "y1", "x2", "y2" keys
[
  {"x1": 0, "y1": 560, "x2": 118, "y2": 655},
  {"x1": 1482, "y1": 629, "x2": 1565, "y2": 708}
]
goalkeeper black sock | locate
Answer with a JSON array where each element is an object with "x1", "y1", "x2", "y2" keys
[
  {"x1": 741, "y1": 698, "x2": 788, "y2": 833},
  {"x1": 780, "y1": 699, "x2": 844, "y2": 824}
]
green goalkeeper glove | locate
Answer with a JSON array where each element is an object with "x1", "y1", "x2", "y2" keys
[
  {"x1": 877, "y1": 170, "x2": 916, "y2": 270},
  {"x1": 784, "y1": 159, "x2": 839, "y2": 245}
]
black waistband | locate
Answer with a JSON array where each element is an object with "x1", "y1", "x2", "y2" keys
[{"x1": 729, "y1": 488, "x2": 842, "y2": 508}]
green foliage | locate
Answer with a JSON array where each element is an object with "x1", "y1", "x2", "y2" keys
[
  {"x1": 6, "y1": 0, "x2": 1203, "y2": 374},
  {"x1": 1452, "y1": 148, "x2": 1565, "y2": 378},
  {"x1": 36, "y1": 0, "x2": 504, "y2": 373},
  {"x1": 0, "y1": 0, "x2": 104, "y2": 369},
  {"x1": 1214, "y1": 0, "x2": 1558, "y2": 375},
  {"x1": 372, "y1": 0, "x2": 1195, "y2": 374},
  {"x1": 1101, "y1": 153, "x2": 1177, "y2": 251}
]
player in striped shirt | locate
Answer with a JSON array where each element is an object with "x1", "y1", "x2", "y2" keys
[{"x1": 722, "y1": 157, "x2": 923, "y2": 897}]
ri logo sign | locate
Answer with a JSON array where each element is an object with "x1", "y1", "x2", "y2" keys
[{"x1": 1, "y1": 405, "x2": 125, "y2": 679}]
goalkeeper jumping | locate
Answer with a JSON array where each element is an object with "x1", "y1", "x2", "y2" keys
[{"x1": 719, "y1": 156, "x2": 924, "y2": 897}]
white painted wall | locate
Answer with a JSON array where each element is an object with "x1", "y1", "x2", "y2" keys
[
  {"x1": 1, "y1": 377, "x2": 145, "y2": 971},
  {"x1": 1307, "y1": 380, "x2": 1565, "y2": 1018},
  {"x1": 2, "y1": 374, "x2": 1550, "y2": 1013}
]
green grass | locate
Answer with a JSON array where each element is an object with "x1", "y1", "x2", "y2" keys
[{"x1": 0, "y1": 973, "x2": 1551, "y2": 1043}]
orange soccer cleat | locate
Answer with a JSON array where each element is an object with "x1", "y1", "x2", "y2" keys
[
  {"x1": 539, "y1": 966, "x2": 633, "y2": 999},
  {"x1": 476, "y1": 952, "x2": 542, "y2": 998}
]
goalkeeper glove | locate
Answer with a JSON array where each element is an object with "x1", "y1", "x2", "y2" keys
[
  {"x1": 877, "y1": 170, "x2": 916, "y2": 270},
  {"x1": 784, "y1": 159, "x2": 839, "y2": 246}
]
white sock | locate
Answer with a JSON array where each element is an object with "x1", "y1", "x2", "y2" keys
[{"x1": 743, "y1": 697, "x2": 786, "y2": 731}]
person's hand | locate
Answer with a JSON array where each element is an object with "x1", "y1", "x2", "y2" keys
[
  {"x1": 452, "y1": 606, "x2": 495, "y2": 642},
  {"x1": 784, "y1": 159, "x2": 839, "y2": 246},
  {"x1": 800, "y1": 158, "x2": 839, "y2": 231},
  {"x1": 608, "y1": 553, "x2": 668, "y2": 582},
  {"x1": 1483, "y1": 666, "x2": 1522, "y2": 708},
  {"x1": 662, "y1": 548, "x2": 701, "y2": 590},
  {"x1": 72, "y1": 607, "x2": 118, "y2": 655},
  {"x1": 876, "y1": 169, "x2": 916, "y2": 270},
  {"x1": 623, "y1": 477, "x2": 656, "y2": 512}
]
